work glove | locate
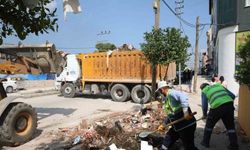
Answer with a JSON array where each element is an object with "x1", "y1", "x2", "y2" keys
[
  {"x1": 164, "y1": 117, "x2": 170, "y2": 125},
  {"x1": 183, "y1": 107, "x2": 192, "y2": 120},
  {"x1": 157, "y1": 124, "x2": 166, "y2": 132}
]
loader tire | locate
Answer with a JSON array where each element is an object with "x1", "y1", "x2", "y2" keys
[
  {"x1": 110, "y1": 84, "x2": 130, "y2": 102},
  {"x1": 1, "y1": 103, "x2": 37, "y2": 146},
  {"x1": 131, "y1": 85, "x2": 151, "y2": 104},
  {"x1": 62, "y1": 83, "x2": 76, "y2": 98}
]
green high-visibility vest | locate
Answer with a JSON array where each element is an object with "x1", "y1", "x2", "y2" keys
[
  {"x1": 164, "y1": 90, "x2": 182, "y2": 115},
  {"x1": 202, "y1": 83, "x2": 233, "y2": 109}
]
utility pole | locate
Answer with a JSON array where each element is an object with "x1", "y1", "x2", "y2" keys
[
  {"x1": 152, "y1": 0, "x2": 160, "y2": 100},
  {"x1": 154, "y1": 0, "x2": 160, "y2": 29},
  {"x1": 193, "y1": 16, "x2": 199, "y2": 92},
  {"x1": 175, "y1": 0, "x2": 184, "y2": 90}
]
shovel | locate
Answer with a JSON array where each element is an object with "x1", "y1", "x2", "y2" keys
[{"x1": 139, "y1": 112, "x2": 197, "y2": 138}]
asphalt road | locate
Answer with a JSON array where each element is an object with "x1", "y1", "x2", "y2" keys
[
  {"x1": 3, "y1": 89, "x2": 250, "y2": 150},
  {"x1": 3, "y1": 93, "x2": 140, "y2": 149}
]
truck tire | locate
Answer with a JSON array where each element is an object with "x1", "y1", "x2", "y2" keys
[
  {"x1": 6, "y1": 86, "x2": 14, "y2": 93},
  {"x1": 131, "y1": 85, "x2": 151, "y2": 104},
  {"x1": 62, "y1": 83, "x2": 76, "y2": 98},
  {"x1": 110, "y1": 84, "x2": 130, "y2": 102},
  {"x1": 1, "y1": 103, "x2": 37, "y2": 146},
  {"x1": 91, "y1": 84, "x2": 100, "y2": 94}
]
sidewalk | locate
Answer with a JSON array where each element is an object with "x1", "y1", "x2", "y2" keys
[
  {"x1": 188, "y1": 91, "x2": 250, "y2": 150},
  {"x1": 8, "y1": 87, "x2": 59, "y2": 98},
  {"x1": 170, "y1": 74, "x2": 250, "y2": 149}
]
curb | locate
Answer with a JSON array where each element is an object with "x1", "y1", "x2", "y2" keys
[
  {"x1": 20, "y1": 90, "x2": 59, "y2": 98},
  {"x1": 9, "y1": 88, "x2": 60, "y2": 98}
]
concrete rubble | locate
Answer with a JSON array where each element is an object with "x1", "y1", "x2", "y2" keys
[{"x1": 49, "y1": 101, "x2": 166, "y2": 150}]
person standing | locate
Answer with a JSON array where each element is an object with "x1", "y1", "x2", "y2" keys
[
  {"x1": 219, "y1": 76, "x2": 228, "y2": 88},
  {"x1": 201, "y1": 75, "x2": 219, "y2": 119},
  {"x1": 156, "y1": 81, "x2": 198, "y2": 150},
  {"x1": 211, "y1": 74, "x2": 220, "y2": 85},
  {"x1": 201, "y1": 92, "x2": 208, "y2": 119},
  {"x1": 200, "y1": 83, "x2": 238, "y2": 150},
  {"x1": 202, "y1": 52, "x2": 209, "y2": 75}
]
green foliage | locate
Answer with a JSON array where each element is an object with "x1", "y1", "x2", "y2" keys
[
  {"x1": 95, "y1": 43, "x2": 116, "y2": 52},
  {"x1": 141, "y1": 27, "x2": 191, "y2": 66},
  {"x1": 236, "y1": 35, "x2": 250, "y2": 87},
  {"x1": 0, "y1": 0, "x2": 58, "y2": 45}
]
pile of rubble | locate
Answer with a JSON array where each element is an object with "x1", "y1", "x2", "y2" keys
[{"x1": 52, "y1": 102, "x2": 166, "y2": 150}]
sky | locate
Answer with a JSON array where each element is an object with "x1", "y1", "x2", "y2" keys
[{"x1": 4, "y1": 0, "x2": 210, "y2": 57}]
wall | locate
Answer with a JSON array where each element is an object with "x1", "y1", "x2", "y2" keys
[
  {"x1": 217, "y1": 25, "x2": 239, "y2": 95},
  {"x1": 238, "y1": 84, "x2": 250, "y2": 138},
  {"x1": 238, "y1": 0, "x2": 250, "y2": 31},
  {"x1": 17, "y1": 80, "x2": 55, "y2": 89},
  {"x1": 217, "y1": 0, "x2": 237, "y2": 30}
]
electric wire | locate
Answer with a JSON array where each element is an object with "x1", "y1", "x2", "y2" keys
[
  {"x1": 161, "y1": 0, "x2": 196, "y2": 28},
  {"x1": 198, "y1": 25, "x2": 206, "y2": 40}
]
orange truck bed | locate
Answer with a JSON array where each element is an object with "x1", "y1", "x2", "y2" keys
[{"x1": 77, "y1": 50, "x2": 176, "y2": 84}]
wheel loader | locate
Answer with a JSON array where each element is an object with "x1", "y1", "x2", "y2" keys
[
  {"x1": 0, "y1": 43, "x2": 65, "y2": 146},
  {"x1": 0, "y1": 82, "x2": 37, "y2": 146}
]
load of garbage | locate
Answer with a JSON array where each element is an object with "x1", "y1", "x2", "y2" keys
[{"x1": 42, "y1": 102, "x2": 167, "y2": 150}]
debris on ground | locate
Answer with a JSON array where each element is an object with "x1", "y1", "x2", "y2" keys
[
  {"x1": 49, "y1": 101, "x2": 166, "y2": 149},
  {"x1": 140, "y1": 141, "x2": 153, "y2": 150}
]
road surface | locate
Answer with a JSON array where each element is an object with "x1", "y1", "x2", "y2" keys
[
  {"x1": 3, "y1": 93, "x2": 140, "y2": 149},
  {"x1": 3, "y1": 89, "x2": 250, "y2": 150}
]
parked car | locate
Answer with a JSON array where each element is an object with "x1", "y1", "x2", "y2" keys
[{"x1": 1, "y1": 78, "x2": 18, "y2": 93}]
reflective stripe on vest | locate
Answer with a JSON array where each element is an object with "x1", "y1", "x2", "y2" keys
[
  {"x1": 202, "y1": 83, "x2": 233, "y2": 109},
  {"x1": 164, "y1": 90, "x2": 182, "y2": 115}
]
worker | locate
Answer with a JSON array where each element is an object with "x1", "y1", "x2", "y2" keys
[
  {"x1": 219, "y1": 76, "x2": 228, "y2": 88},
  {"x1": 200, "y1": 83, "x2": 238, "y2": 150},
  {"x1": 156, "y1": 81, "x2": 198, "y2": 150},
  {"x1": 201, "y1": 74, "x2": 220, "y2": 119}
]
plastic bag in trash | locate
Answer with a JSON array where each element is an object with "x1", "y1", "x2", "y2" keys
[{"x1": 73, "y1": 135, "x2": 81, "y2": 145}]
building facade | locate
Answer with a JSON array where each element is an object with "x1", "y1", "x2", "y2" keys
[{"x1": 208, "y1": 0, "x2": 250, "y2": 95}]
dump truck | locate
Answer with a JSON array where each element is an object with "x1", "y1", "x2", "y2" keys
[
  {"x1": 0, "y1": 43, "x2": 65, "y2": 146},
  {"x1": 56, "y1": 50, "x2": 176, "y2": 103}
]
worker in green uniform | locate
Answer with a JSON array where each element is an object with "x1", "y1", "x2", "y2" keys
[
  {"x1": 156, "y1": 81, "x2": 198, "y2": 150},
  {"x1": 200, "y1": 83, "x2": 238, "y2": 150}
]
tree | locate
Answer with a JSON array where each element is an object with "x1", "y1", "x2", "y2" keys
[
  {"x1": 236, "y1": 35, "x2": 250, "y2": 87},
  {"x1": 141, "y1": 27, "x2": 190, "y2": 80},
  {"x1": 0, "y1": 0, "x2": 58, "y2": 45},
  {"x1": 95, "y1": 43, "x2": 116, "y2": 52}
]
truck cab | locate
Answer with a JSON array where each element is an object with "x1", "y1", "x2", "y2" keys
[{"x1": 55, "y1": 54, "x2": 81, "y2": 97}]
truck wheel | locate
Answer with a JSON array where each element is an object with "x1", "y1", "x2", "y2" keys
[
  {"x1": 110, "y1": 84, "x2": 130, "y2": 102},
  {"x1": 91, "y1": 84, "x2": 100, "y2": 94},
  {"x1": 131, "y1": 85, "x2": 151, "y2": 104},
  {"x1": 1, "y1": 103, "x2": 37, "y2": 146},
  {"x1": 62, "y1": 83, "x2": 76, "y2": 98},
  {"x1": 6, "y1": 86, "x2": 13, "y2": 93}
]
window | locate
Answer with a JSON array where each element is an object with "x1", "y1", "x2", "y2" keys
[{"x1": 246, "y1": 0, "x2": 250, "y2": 7}]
